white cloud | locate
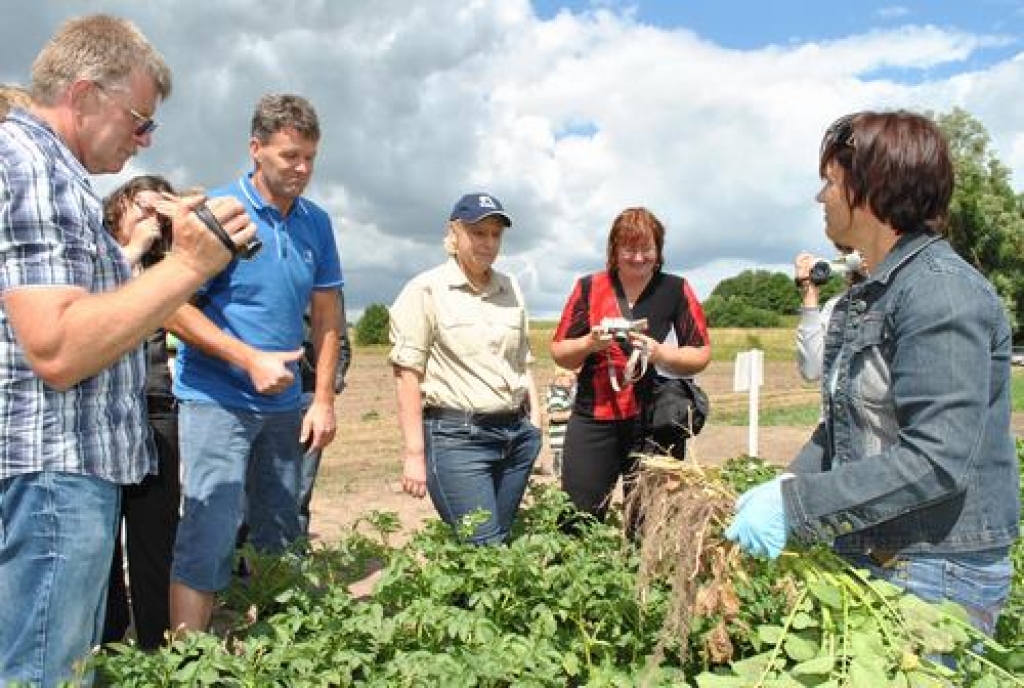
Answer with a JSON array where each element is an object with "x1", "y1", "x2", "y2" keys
[{"x1": 5, "y1": 1, "x2": 1022, "y2": 318}]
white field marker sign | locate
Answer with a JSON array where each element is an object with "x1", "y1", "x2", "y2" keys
[{"x1": 733, "y1": 349, "x2": 764, "y2": 457}]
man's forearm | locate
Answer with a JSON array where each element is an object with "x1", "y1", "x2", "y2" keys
[
  {"x1": 6, "y1": 255, "x2": 209, "y2": 390},
  {"x1": 164, "y1": 303, "x2": 254, "y2": 369}
]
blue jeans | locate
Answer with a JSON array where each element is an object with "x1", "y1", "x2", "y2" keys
[
  {"x1": 846, "y1": 549, "x2": 1012, "y2": 635},
  {"x1": 424, "y1": 416, "x2": 541, "y2": 545},
  {"x1": 0, "y1": 471, "x2": 120, "y2": 687},
  {"x1": 172, "y1": 402, "x2": 303, "y2": 592}
]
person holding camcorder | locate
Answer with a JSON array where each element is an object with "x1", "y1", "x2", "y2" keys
[
  {"x1": 550, "y1": 207, "x2": 710, "y2": 532},
  {"x1": 793, "y1": 247, "x2": 864, "y2": 382}
]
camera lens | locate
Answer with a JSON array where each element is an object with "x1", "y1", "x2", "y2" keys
[{"x1": 809, "y1": 261, "x2": 832, "y2": 286}]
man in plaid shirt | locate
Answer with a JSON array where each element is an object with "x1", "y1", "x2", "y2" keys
[{"x1": 0, "y1": 15, "x2": 256, "y2": 686}]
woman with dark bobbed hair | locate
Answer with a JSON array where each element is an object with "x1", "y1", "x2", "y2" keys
[{"x1": 728, "y1": 111, "x2": 1019, "y2": 637}]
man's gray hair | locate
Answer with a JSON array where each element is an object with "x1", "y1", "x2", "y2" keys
[{"x1": 30, "y1": 14, "x2": 171, "y2": 106}]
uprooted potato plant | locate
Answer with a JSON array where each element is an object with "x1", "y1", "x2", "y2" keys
[{"x1": 625, "y1": 452, "x2": 1023, "y2": 687}]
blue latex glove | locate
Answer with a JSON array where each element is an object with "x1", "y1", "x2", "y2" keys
[{"x1": 725, "y1": 476, "x2": 789, "y2": 559}]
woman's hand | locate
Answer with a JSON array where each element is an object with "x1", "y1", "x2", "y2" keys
[
  {"x1": 402, "y1": 448, "x2": 427, "y2": 498},
  {"x1": 794, "y1": 252, "x2": 821, "y2": 307},
  {"x1": 585, "y1": 328, "x2": 614, "y2": 354}
]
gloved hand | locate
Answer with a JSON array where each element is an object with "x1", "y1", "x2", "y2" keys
[{"x1": 725, "y1": 476, "x2": 789, "y2": 559}]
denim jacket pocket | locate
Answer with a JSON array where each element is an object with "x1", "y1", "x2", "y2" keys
[{"x1": 846, "y1": 314, "x2": 896, "y2": 456}]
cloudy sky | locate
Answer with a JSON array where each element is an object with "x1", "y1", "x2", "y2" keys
[{"x1": 4, "y1": 0, "x2": 1023, "y2": 317}]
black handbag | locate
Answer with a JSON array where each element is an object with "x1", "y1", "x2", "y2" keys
[{"x1": 650, "y1": 375, "x2": 709, "y2": 439}]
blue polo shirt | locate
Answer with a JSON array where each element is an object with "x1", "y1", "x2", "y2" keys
[{"x1": 174, "y1": 173, "x2": 343, "y2": 411}]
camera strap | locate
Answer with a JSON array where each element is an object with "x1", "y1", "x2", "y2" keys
[{"x1": 607, "y1": 274, "x2": 648, "y2": 392}]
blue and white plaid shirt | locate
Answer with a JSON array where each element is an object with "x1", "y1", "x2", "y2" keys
[{"x1": 0, "y1": 110, "x2": 153, "y2": 484}]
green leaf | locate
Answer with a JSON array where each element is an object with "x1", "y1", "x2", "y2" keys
[
  {"x1": 783, "y1": 635, "x2": 819, "y2": 662},
  {"x1": 807, "y1": 580, "x2": 843, "y2": 608},
  {"x1": 898, "y1": 595, "x2": 942, "y2": 624},
  {"x1": 905, "y1": 670, "x2": 948, "y2": 688},
  {"x1": 732, "y1": 652, "x2": 779, "y2": 678},
  {"x1": 758, "y1": 625, "x2": 786, "y2": 645},
  {"x1": 561, "y1": 652, "x2": 580, "y2": 677},
  {"x1": 849, "y1": 657, "x2": 890, "y2": 688},
  {"x1": 694, "y1": 673, "x2": 750, "y2": 688},
  {"x1": 791, "y1": 611, "x2": 819, "y2": 630},
  {"x1": 790, "y1": 654, "x2": 835, "y2": 676}
]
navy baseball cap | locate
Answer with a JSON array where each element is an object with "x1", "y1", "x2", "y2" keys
[{"x1": 449, "y1": 193, "x2": 512, "y2": 226}]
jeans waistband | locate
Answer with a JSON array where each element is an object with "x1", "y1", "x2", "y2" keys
[{"x1": 423, "y1": 406, "x2": 524, "y2": 426}]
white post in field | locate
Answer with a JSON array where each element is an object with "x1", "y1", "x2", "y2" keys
[{"x1": 733, "y1": 349, "x2": 765, "y2": 457}]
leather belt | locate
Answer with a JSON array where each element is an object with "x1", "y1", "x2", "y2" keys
[{"x1": 423, "y1": 406, "x2": 523, "y2": 426}]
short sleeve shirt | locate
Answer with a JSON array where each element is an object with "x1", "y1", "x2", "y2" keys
[
  {"x1": 173, "y1": 173, "x2": 343, "y2": 411},
  {"x1": 389, "y1": 259, "x2": 532, "y2": 413},
  {"x1": 0, "y1": 110, "x2": 152, "y2": 483},
  {"x1": 552, "y1": 270, "x2": 709, "y2": 421}
]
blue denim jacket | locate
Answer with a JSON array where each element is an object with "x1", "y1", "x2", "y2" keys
[{"x1": 782, "y1": 232, "x2": 1020, "y2": 556}]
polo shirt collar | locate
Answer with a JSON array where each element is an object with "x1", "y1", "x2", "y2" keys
[{"x1": 237, "y1": 171, "x2": 310, "y2": 220}]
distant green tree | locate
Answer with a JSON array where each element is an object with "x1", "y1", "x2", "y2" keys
[
  {"x1": 702, "y1": 295, "x2": 781, "y2": 328},
  {"x1": 935, "y1": 107, "x2": 1024, "y2": 337},
  {"x1": 709, "y1": 270, "x2": 801, "y2": 315},
  {"x1": 355, "y1": 303, "x2": 390, "y2": 346}
]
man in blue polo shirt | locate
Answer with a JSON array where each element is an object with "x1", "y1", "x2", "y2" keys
[{"x1": 167, "y1": 93, "x2": 343, "y2": 633}]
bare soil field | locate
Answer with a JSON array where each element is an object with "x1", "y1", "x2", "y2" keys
[
  {"x1": 308, "y1": 346, "x2": 1023, "y2": 545},
  {"x1": 308, "y1": 351, "x2": 814, "y2": 543}
]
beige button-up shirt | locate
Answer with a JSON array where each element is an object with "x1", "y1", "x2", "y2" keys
[{"x1": 389, "y1": 258, "x2": 532, "y2": 413}]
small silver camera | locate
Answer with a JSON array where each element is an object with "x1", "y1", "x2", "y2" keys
[{"x1": 597, "y1": 317, "x2": 648, "y2": 341}]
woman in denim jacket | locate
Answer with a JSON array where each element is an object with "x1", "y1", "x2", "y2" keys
[{"x1": 727, "y1": 110, "x2": 1020, "y2": 635}]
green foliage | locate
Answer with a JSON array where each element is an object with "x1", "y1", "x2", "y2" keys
[
  {"x1": 705, "y1": 271, "x2": 795, "y2": 327},
  {"x1": 1012, "y1": 368, "x2": 1024, "y2": 413},
  {"x1": 994, "y1": 439, "x2": 1023, "y2": 660},
  {"x1": 703, "y1": 295, "x2": 782, "y2": 328},
  {"x1": 716, "y1": 402, "x2": 823, "y2": 427},
  {"x1": 935, "y1": 108, "x2": 1024, "y2": 339},
  {"x1": 702, "y1": 269, "x2": 850, "y2": 328},
  {"x1": 711, "y1": 270, "x2": 799, "y2": 314},
  {"x1": 354, "y1": 303, "x2": 390, "y2": 346},
  {"x1": 92, "y1": 469, "x2": 1023, "y2": 687}
]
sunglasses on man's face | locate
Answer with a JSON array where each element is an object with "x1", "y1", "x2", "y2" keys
[{"x1": 95, "y1": 82, "x2": 159, "y2": 137}]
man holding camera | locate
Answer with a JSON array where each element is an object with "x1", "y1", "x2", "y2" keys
[
  {"x1": 167, "y1": 93, "x2": 343, "y2": 634},
  {"x1": 0, "y1": 15, "x2": 256, "y2": 685}
]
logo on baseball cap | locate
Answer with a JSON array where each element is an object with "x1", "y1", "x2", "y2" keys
[{"x1": 449, "y1": 193, "x2": 512, "y2": 226}]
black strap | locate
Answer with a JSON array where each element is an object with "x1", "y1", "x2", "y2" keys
[
  {"x1": 610, "y1": 273, "x2": 634, "y2": 356},
  {"x1": 193, "y1": 204, "x2": 237, "y2": 256}
]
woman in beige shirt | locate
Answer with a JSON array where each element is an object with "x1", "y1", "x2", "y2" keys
[{"x1": 389, "y1": 192, "x2": 541, "y2": 545}]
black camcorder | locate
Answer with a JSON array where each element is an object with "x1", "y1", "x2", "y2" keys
[{"x1": 806, "y1": 252, "x2": 863, "y2": 286}]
